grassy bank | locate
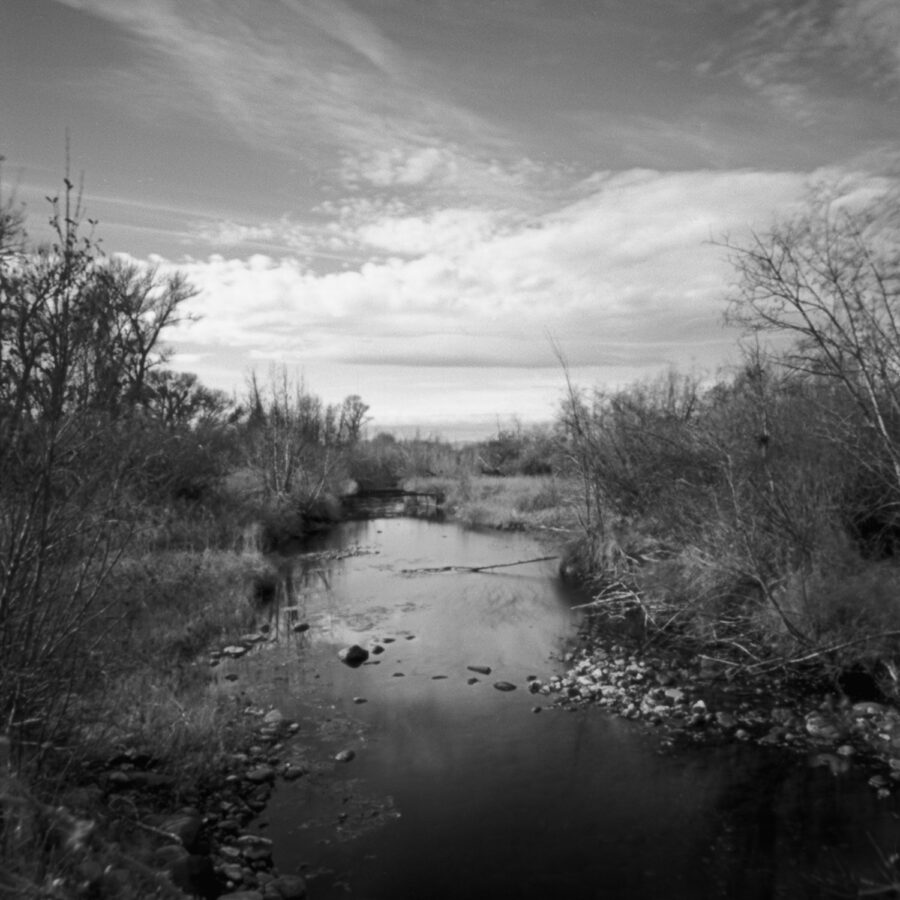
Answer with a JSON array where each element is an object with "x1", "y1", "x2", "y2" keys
[
  {"x1": 0, "y1": 533, "x2": 279, "y2": 895},
  {"x1": 404, "y1": 473, "x2": 581, "y2": 533}
]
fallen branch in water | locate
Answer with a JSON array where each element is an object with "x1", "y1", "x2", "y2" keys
[{"x1": 401, "y1": 555, "x2": 558, "y2": 575}]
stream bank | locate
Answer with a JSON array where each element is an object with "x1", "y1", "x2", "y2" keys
[
  {"x1": 50, "y1": 491, "x2": 900, "y2": 900},
  {"x1": 547, "y1": 626, "x2": 900, "y2": 796}
]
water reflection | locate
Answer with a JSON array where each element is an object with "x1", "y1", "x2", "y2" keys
[{"x1": 231, "y1": 514, "x2": 900, "y2": 899}]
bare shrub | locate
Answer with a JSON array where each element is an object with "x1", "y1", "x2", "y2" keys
[{"x1": 0, "y1": 174, "x2": 192, "y2": 755}]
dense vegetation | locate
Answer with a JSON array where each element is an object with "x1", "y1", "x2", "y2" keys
[
  {"x1": 2, "y1": 163, "x2": 899, "y2": 895},
  {"x1": 558, "y1": 185, "x2": 900, "y2": 692},
  {"x1": 0, "y1": 174, "x2": 391, "y2": 896}
]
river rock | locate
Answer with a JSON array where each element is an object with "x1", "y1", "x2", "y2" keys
[
  {"x1": 292, "y1": 623, "x2": 310, "y2": 634},
  {"x1": 467, "y1": 665, "x2": 492, "y2": 675},
  {"x1": 493, "y1": 681, "x2": 517, "y2": 692},
  {"x1": 467, "y1": 677, "x2": 479, "y2": 685},
  {"x1": 805, "y1": 713, "x2": 846, "y2": 742},
  {"x1": 245, "y1": 766, "x2": 276, "y2": 784},
  {"x1": 371, "y1": 644, "x2": 385, "y2": 654},
  {"x1": 335, "y1": 749, "x2": 355, "y2": 763},
  {"x1": 242, "y1": 845, "x2": 273, "y2": 864},
  {"x1": 222, "y1": 645, "x2": 249, "y2": 658},
  {"x1": 237, "y1": 834, "x2": 273, "y2": 849},
  {"x1": 338, "y1": 645, "x2": 369, "y2": 666},
  {"x1": 240, "y1": 633, "x2": 267, "y2": 644},
  {"x1": 221, "y1": 862, "x2": 245, "y2": 883},
  {"x1": 263, "y1": 709, "x2": 285, "y2": 727}
]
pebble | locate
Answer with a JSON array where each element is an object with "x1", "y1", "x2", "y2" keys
[
  {"x1": 338, "y1": 645, "x2": 369, "y2": 666},
  {"x1": 221, "y1": 863, "x2": 245, "y2": 883},
  {"x1": 334, "y1": 750, "x2": 355, "y2": 763},
  {"x1": 467, "y1": 665, "x2": 492, "y2": 675},
  {"x1": 245, "y1": 766, "x2": 275, "y2": 784},
  {"x1": 493, "y1": 682, "x2": 517, "y2": 692}
]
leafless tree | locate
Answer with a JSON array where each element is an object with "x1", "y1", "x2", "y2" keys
[
  {"x1": 0, "y1": 172, "x2": 195, "y2": 748},
  {"x1": 723, "y1": 185, "x2": 900, "y2": 493}
]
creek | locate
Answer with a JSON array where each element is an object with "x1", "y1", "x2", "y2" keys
[{"x1": 220, "y1": 498, "x2": 900, "y2": 899}]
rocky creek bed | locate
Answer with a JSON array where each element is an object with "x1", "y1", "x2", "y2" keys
[
  {"x1": 542, "y1": 622, "x2": 900, "y2": 799},
  {"x1": 94, "y1": 625, "x2": 900, "y2": 900}
]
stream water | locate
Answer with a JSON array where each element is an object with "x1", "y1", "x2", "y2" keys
[{"x1": 221, "y1": 502, "x2": 900, "y2": 899}]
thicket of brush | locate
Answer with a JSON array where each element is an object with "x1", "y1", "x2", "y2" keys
[
  {"x1": 0, "y1": 170, "x2": 382, "y2": 896},
  {"x1": 558, "y1": 185, "x2": 900, "y2": 692}
]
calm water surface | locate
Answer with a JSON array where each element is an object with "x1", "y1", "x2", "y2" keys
[{"x1": 222, "y1": 510, "x2": 900, "y2": 899}]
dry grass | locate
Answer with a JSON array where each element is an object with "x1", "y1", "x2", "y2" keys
[
  {"x1": 1, "y1": 545, "x2": 271, "y2": 897},
  {"x1": 405, "y1": 474, "x2": 581, "y2": 531}
]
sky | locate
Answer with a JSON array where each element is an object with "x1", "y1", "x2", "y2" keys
[{"x1": 2, "y1": 0, "x2": 899, "y2": 439}]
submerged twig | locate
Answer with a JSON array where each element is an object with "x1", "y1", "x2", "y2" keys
[{"x1": 401, "y1": 555, "x2": 558, "y2": 575}]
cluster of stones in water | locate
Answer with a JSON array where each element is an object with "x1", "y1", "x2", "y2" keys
[
  {"x1": 337, "y1": 648, "x2": 524, "y2": 694},
  {"x1": 105, "y1": 706, "x2": 314, "y2": 898},
  {"x1": 533, "y1": 642, "x2": 900, "y2": 798},
  {"x1": 210, "y1": 621, "x2": 312, "y2": 668}
]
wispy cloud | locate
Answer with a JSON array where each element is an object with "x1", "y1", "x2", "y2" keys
[
  {"x1": 833, "y1": 0, "x2": 900, "y2": 90},
  {"x1": 50, "y1": 0, "x2": 514, "y2": 175},
  {"x1": 695, "y1": 0, "x2": 900, "y2": 122}
]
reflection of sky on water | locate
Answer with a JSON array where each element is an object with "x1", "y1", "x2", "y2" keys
[{"x1": 225, "y1": 515, "x2": 900, "y2": 900}]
